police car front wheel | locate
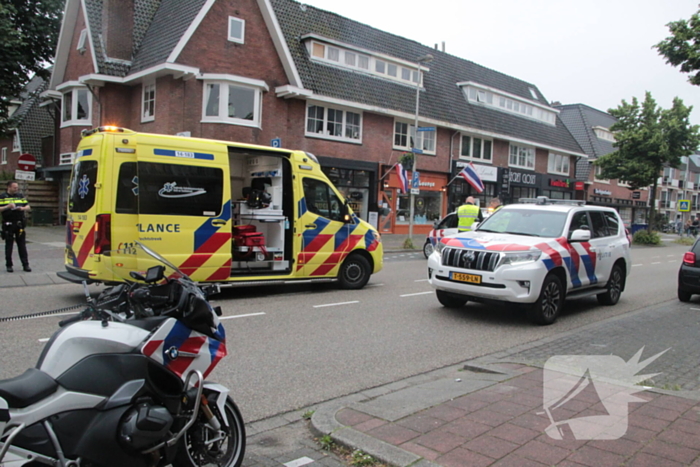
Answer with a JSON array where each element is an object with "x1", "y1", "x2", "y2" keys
[
  {"x1": 436, "y1": 290, "x2": 468, "y2": 308},
  {"x1": 528, "y1": 274, "x2": 563, "y2": 325}
]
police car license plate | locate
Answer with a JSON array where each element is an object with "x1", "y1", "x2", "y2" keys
[{"x1": 451, "y1": 272, "x2": 481, "y2": 284}]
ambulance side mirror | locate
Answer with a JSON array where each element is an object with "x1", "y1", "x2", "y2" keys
[{"x1": 342, "y1": 200, "x2": 352, "y2": 223}]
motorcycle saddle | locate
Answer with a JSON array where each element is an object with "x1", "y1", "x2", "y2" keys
[{"x1": 0, "y1": 368, "x2": 58, "y2": 408}]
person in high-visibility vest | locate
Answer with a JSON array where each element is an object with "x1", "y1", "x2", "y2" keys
[
  {"x1": 457, "y1": 196, "x2": 483, "y2": 232},
  {"x1": 488, "y1": 197, "x2": 503, "y2": 213}
]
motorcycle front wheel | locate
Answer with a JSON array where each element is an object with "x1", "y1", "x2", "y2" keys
[{"x1": 173, "y1": 396, "x2": 246, "y2": 467}]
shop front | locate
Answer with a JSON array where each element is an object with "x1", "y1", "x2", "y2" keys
[
  {"x1": 318, "y1": 156, "x2": 378, "y2": 225},
  {"x1": 541, "y1": 175, "x2": 574, "y2": 200},
  {"x1": 587, "y1": 186, "x2": 649, "y2": 227},
  {"x1": 379, "y1": 167, "x2": 448, "y2": 234},
  {"x1": 502, "y1": 169, "x2": 539, "y2": 204},
  {"x1": 446, "y1": 161, "x2": 500, "y2": 213}
]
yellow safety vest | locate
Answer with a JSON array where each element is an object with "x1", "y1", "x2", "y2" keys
[{"x1": 457, "y1": 204, "x2": 480, "y2": 232}]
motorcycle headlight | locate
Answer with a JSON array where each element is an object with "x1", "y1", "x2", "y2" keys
[{"x1": 500, "y1": 249, "x2": 542, "y2": 266}]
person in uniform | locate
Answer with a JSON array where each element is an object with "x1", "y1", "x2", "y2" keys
[
  {"x1": 489, "y1": 197, "x2": 503, "y2": 213},
  {"x1": 457, "y1": 196, "x2": 483, "y2": 232},
  {"x1": 0, "y1": 181, "x2": 31, "y2": 273}
]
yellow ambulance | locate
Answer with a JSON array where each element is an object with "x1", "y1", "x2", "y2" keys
[{"x1": 58, "y1": 127, "x2": 383, "y2": 289}]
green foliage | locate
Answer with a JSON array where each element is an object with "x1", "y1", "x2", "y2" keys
[
  {"x1": 656, "y1": 9, "x2": 700, "y2": 85},
  {"x1": 402, "y1": 238, "x2": 415, "y2": 249},
  {"x1": 673, "y1": 236, "x2": 695, "y2": 246},
  {"x1": 399, "y1": 152, "x2": 414, "y2": 169},
  {"x1": 0, "y1": 0, "x2": 63, "y2": 135},
  {"x1": 319, "y1": 435, "x2": 334, "y2": 451},
  {"x1": 633, "y1": 230, "x2": 661, "y2": 245},
  {"x1": 301, "y1": 410, "x2": 314, "y2": 420},
  {"x1": 596, "y1": 92, "x2": 700, "y2": 230},
  {"x1": 351, "y1": 450, "x2": 376, "y2": 467}
]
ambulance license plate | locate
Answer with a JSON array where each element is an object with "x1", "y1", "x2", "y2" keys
[{"x1": 451, "y1": 272, "x2": 481, "y2": 284}]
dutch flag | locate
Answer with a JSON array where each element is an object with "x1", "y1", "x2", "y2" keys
[
  {"x1": 397, "y1": 163, "x2": 409, "y2": 193},
  {"x1": 459, "y1": 162, "x2": 485, "y2": 193}
]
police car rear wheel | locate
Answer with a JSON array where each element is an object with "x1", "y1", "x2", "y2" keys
[
  {"x1": 338, "y1": 254, "x2": 371, "y2": 289},
  {"x1": 436, "y1": 290, "x2": 467, "y2": 308},
  {"x1": 528, "y1": 275, "x2": 563, "y2": 325},
  {"x1": 423, "y1": 241, "x2": 434, "y2": 259},
  {"x1": 678, "y1": 288, "x2": 692, "y2": 302}
]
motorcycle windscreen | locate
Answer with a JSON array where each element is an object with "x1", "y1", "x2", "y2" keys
[{"x1": 113, "y1": 160, "x2": 232, "y2": 281}]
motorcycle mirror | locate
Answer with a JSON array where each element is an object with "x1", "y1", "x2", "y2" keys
[{"x1": 130, "y1": 271, "x2": 147, "y2": 281}]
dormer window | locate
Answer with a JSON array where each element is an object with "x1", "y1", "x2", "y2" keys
[
  {"x1": 593, "y1": 126, "x2": 615, "y2": 142},
  {"x1": 459, "y1": 82, "x2": 557, "y2": 125},
  {"x1": 305, "y1": 36, "x2": 426, "y2": 87}
]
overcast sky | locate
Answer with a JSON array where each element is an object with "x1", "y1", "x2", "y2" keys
[{"x1": 300, "y1": 0, "x2": 700, "y2": 125}]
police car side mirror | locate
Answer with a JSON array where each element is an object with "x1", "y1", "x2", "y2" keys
[{"x1": 569, "y1": 229, "x2": 591, "y2": 242}]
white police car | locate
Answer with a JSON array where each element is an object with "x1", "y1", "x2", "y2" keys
[{"x1": 427, "y1": 197, "x2": 631, "y2": 325}]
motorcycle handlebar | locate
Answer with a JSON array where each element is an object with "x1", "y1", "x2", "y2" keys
[{"x1": 59, "y1": 312, "x2": 85, "y2": 327}]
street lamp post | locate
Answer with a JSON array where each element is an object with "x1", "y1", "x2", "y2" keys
[{"x1": 408, "y1": 54, "x2": 433, "y2": 244}]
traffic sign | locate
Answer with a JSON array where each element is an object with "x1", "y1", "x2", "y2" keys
[
  {"x1": 15, "y1": 169, "x2": 35, "y2": 181},
  {"x1": 411, "y1": 148, "x2": 423, "y2": 154},
  {"x1": 417, "y1": 127, "x2": 435, "y2": 132},
  {"x1": 410, "y1": 188, "x2": 420, "y2": 195},
  {"x1": 412, "y1": 171, "x2": 420, "y2": 188},
  {"x1": 679, "y1": 199, "x2": 691, "y2": 212},
  {"x1": 271, "y1": 138, "x2": 281, "y2": 148},
  {"x1": 17, "y1": 153, "x2": 36, "y2": 172}
]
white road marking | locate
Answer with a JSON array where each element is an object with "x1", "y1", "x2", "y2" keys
[
  {"x1": 667, "y1": 254, "x2": 677, "y2": 257},
  {"x1": 400, "y1": 291, "x2": 433, "y2": 297},
  {"x1": 313, "y1": 301, "x2": 359, "y2": 308},
  {"x1": 38, "y1": 338, "x2": 50, "y2": 343},
  {"x1": 632, "y1": 264, "x2": 643, "y2": 267},
  {"x1": 414, "y1": 279, "x2": 429, "y2": 282},
  {"x1": 284, "y1": 457, "x2": 315, "y2": 467},
  {"x1": 669, "y1": 260, "x2": 677, "y2": 263},
  {"x1": 652, "y1": 255, "x2": 660, "y2": 258},
  {"x1": 219, "y1": 312, "x2": 266, "y2": 320},
  {"x1": 691, "y1": 308, "x2": 700, "y2": 311},
  {"x1": 651, "y1": 262, "x2": 661, "y2": 265},
  {"x1": 366, "y1": 283, "x2": 385, "y2": 287}
]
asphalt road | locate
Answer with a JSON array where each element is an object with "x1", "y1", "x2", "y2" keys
[{"x1": 0, "y1": 242, "x2": 688, "y2": 424}]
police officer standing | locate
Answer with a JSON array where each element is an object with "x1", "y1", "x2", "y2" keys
[
  {"x1": 489, "y1": 197, "x2": 503, "y2": 213},
  {"x1": 0, "y1": 181, "x2": 31, "y2": 273},
  {"x1": 457, "y1": 196, "x2": 483, "y2": 232}
]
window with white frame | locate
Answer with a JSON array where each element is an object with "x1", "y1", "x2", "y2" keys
[
  {"x1": 201, "y1": 77, "x2": 264, "y2": 127},
  {"x1": 305, "y1": 104, "x2": 362, "y2": 142},
  {"x1": 12, "y1": 133, "x2": 19, "y2": 152},
  {"x1": 393, "y1": 120, "x2": 435, "y2": 154},
  {"x1": 60, "y1": 86, "x2": 91, "y2": 126},
  {"x1": 2, "y1": 147, "x2": 7, "y2": 164},
  {"x1": 228, "y1": 17, "x2": 245, "y2": 44},
  {"x1": 509, "y1": 144, "x2": 535, "y2": 169},
  {"x1": 77, "y1": 29, "x2": 87, "y2": 53},
  {"x1": 142, "y1": 82, "x2": 155, "y2": 122},
  {"x1": 60, "y1": 153, "x2": 75, "y2": 165},
  {"x1": 462, "y1": 83, "x2": 556, "y2": 125},
  {"x1": 594, "y1": 164, "x2": 609, "y2": 183},
  {"x1": 547, "y1": 153, "x2": 570, "y2": 175},
  {"x1": 593, "y1": 126, "x2": 615, "y2": 142},
  {"x1": 307, "y1": 40, "x2": 423, "y2": 87},
  {"x1": 460, "y1": 134, "x2": 492, "y2": 161}
]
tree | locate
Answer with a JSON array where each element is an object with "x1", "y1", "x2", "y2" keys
[
  {"x1": 596, "y1": 92, "x2": 700, "y2": 230},
  {"x1": 0, "y1": 0, "x2": 63, "y2": 135},
  {"x1": 655, "y1": 8, "x2": 700, "y2": 85}
]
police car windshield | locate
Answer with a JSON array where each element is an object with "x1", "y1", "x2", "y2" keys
[{"x1": 477, "y1": 209, "x2": 567, "y2": 238}]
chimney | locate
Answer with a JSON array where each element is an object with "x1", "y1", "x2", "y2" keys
[
  {"x1": 442, "y1": 41, "x2": 445, "y2": 52},
  {"x1": 102, "y1": 0, "x2": 134, "y2": 60}
]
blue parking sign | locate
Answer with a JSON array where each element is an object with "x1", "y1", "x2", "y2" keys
[
  {"x1": 271, "y1": 138, "x2": 281, "y2": 148},
  {"x1": 412, "y1": 171, "x2": 420, "y2": 189}
]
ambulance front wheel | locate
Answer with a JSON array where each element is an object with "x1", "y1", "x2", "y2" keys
[{"x1": 338, "y1": 254, "x2": 371, "y2": 289}]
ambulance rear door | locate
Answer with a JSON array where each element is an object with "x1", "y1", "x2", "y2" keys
[{"x1": 125, "y1": 136, "x2": 232, "y2": 281}]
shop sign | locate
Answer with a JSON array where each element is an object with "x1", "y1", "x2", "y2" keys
[
  {"x1": 549, "y1": 179, "x2": 570, "y2": 188},
  {"x1": 456, "y1": 162, "x2": 497, "y2": 182},
  {"x1": 632, "y1": 191, "x2": 641, "y2": 199},
  {"x1": 594, "y1": 188, "x2": 612, "y2": 196},
  {"x1": 509, "y1": 171, "x2": 538, "y2": 185},
  {"x1": 419, "y1": 181, "x2": 436, "y2": 187},
  {"x1": 574, "y1": 181, "x2": 585, "y2": 191}
]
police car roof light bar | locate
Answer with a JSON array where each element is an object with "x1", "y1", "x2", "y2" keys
[{"x1": 518, "y1": 196, "x2": 585, "y2": 206}]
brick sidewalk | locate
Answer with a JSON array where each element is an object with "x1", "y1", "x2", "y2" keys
[{"x1": 333, "y1": 364, "x2": 700, "y2": 467}]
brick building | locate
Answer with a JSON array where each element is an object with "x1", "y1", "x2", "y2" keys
[{"x1": 44, "y1": 0, "x2": 589, "y2": 234}]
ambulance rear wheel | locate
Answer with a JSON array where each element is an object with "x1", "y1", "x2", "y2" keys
[{"x1": 338, "y1": 254, "x2": 371, "y2": 289}]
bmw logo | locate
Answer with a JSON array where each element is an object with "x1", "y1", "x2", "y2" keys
[{"x1": 166, "y1": 347, "x2": 179, "y2": 360}]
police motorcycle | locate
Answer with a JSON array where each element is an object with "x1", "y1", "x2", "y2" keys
[{"x1": 0, "y1": 242, "x2": 245, "y2": 467}]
